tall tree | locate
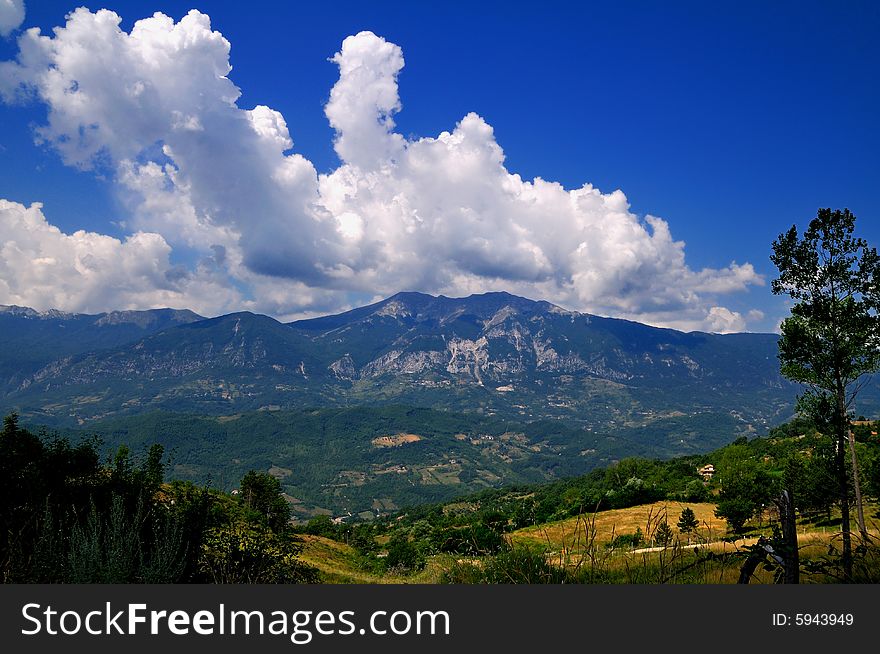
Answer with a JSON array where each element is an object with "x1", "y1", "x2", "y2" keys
[
  {"x1": 770, "y1": 207, "x2": 880, "y2": 580},
  {"x1": 713, "y1": 445, "x2": 773, "y2": 533},
  {"x1": 677, "y1": 507, "x2": 699, "y2": 536},
  {"x1": 238, "y1": 471, "x2": 291, "y2": 533}
]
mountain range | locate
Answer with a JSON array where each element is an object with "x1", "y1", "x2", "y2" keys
[{"x1": 1, "y1": 291, "x2": 803, "y2": 429}]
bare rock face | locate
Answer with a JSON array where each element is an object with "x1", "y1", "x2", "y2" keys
[
  {"x1": 446, "y1": 337, "x2": 490, "y2": 383},
  {"x1": 329, "y1": 355, "x2": 357, "y2": 380},
  {"x1": 361, "y1": 350, "x2": 447, "y2": 377}
]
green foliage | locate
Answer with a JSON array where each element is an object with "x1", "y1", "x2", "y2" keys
[
  {"x1": 200, "y1": 522, "x2": 316, "y2": 584},
  {"x1": 679, "y1": 479, "x2": 710, "y2": 502},
  {"x1": 309, "y1": 413, "x2": 880, "y2": 584},
  {"x1": 380, "y1": 451, "x2": 713, "y2": 560},
  {"x1": 714, "y1": 498, "x2": 755, "y2": 534},
  {"x1": 196, "y1": 469, "x2": 316, "y2": 583},
  {"x1": 347, "y1": 523, "x2": 381, "y2": 554},
  {"x1": 67, "y1": 494, "x2": 186, "y2": 583},
  {"x1": 8, "y1": 403, "x2": 879, "y2": 584},
  {"x1": 431, "y1": 522, "x2": 507, "y2": 556},
  {"x1": 441, "y1": 546, "x2": 574, "y2": 584},
  {"x1": 771, "y1": 207, "x2": 880, "y2": 577},
  {"x1": 0, "y1": 414, "x2": 162, "y2": 582},
  {"x1": 238, "y1": 471, "x2": 291, "y2": 532},
  {"x1": 303, "y1": 514, "x2": 337, "y2": 538},
  {"x1": 0, "y1": 414, "x2": 316, "y2": 583},
  {"x1": 677, "y1": 507, "x2": 699, "y2": 534},
  {"x1": 384, "y1": 533, "x2": 426, "y2": 573},
  {"x1": 604, "y1": 474, "x2": 665, "y2": 509},
  {"x1": 783, "y1": 448, "x2": 836, "y2": 519},
  {"x1": 606, "y1": 528, "x2": 644, "y2": 550},
  {"x1": 87, "y1": 406, "x2": 606, "y2": 516},
  {"x1": 16, "y1": 400, "x2": 769, "y2": 520},
  {"x1": 771, "y1": 208, "x2": 880, "y2": 395},
  {"x1": 866, "y1": 449, "x2": 880, "y2": 500},
  {"x1": 713, "y1": 445, "x2": 774, "y2": 533},
  {"x1": 654, "y1": 520, "x2": 674, "y2": 547}
]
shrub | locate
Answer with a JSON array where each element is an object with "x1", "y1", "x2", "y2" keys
[
  {"x1": 384, "y1": 534, "x2": 426, "y2": 573},
  {"x1": 606, "y1": 528, "x2": 644, "y2": 550},
  {"x1": 440, "y1": 547, "x2": 575, "y2": 584}
]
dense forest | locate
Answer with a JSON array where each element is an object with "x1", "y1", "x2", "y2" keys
[{"x1": 77, "y1": 405, "x2": 746, "y2": 519}]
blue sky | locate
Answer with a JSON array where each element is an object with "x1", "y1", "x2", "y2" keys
[{"x1": 0, "y1": 0, "x2": 877, "y2": 332}]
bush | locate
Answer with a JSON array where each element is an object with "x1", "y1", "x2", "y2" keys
[
  {"x1": 715, "y1": 497, "x2": 755, "y2": 533},
  {"x1": 200, "y1": 523, "x2": 317, "y2": 584},
  {"x1": 441, "y1": 546, "x2": 574, "y2": 584},
  {"x1": 681, "y1": 479, "x2": 710, "y2": 502},
  {"x1": 604, "y1": 477, "x2": 664, "y2": 509},
  {"x1": 384, "y1": 534, "x2": 426, "y2": 573},
  {"x1": 606, "y1": 528, "x2": 644, "y2": 550},
  {"x1": 654, "y1": 520, "x2": 674, "y2": 547},
  {"x1": 303, "y1": 514, "x2": 338, "y2": 538},
  {"x1": 431, "y1": 523, "x2": 506, "y2": 555}
]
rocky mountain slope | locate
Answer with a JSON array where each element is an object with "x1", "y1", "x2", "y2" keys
[{"x1": 0, "y1": 292, "x2": 811, "y2": 431}]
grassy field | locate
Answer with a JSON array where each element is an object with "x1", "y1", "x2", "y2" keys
[
  {"x1": 507, "y1": 501, "x2": 880, "y2": 583},
  {"x1": 511, "y1": 500, "x2": 880, "y2": 550},
  {"x1": 511, "y1": 501, "x2": 727, "y2": 551},
  {"x1": 297, "y1": 534, "x2": 449, "y2": 584},
  {"x1": 298, "y1": 502, "x2": 880, "y2": 584}
]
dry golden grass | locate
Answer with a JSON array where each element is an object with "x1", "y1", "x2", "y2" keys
[
  {"x1": 511, "y1": 504, "x2": 880, "y2": 583},
  {"x1": 511, "y1": 501, "x2": 727, "y2": 552}
]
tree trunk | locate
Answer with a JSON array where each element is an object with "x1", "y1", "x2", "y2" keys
[
  {"x1": 847, "y1": 426, "x2": 868, "y2": 540},
  {"x1": 737, "y1": 546, "x2": 764, "y2": 584},
  {"x1": 836, "y1": 388, "x2": 853, "y2": 581},
  {"x1": 777, "y1": 489, "x2": 799, "y2": 584}
]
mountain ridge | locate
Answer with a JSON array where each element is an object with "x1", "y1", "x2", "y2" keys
[
  {"x1": 290, "y1": 291, "x2": 581, "y2": 332},
  {"x1": 0, "y1": 305, "x2": 205, "y2": 397},
  {"x1": 1, "y1": 304, "x2": 203, "y2": 324},
  {"x1": 0, "y1": 290, "x2": 805, "y2": 430},
  {"x1": 1, "y1": 291, "x2": 775, "y2": 337}
]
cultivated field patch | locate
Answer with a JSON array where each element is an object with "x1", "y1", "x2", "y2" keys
[{"x1": 371, "y1": 433, "x2": 423, "y2": 447}]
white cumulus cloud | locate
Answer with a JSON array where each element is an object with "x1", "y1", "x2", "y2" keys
[
  {"x1": 0, "y1": 10, "x2": 763, "y2": 331},
  {"x1": 0, "y1": 199, "x2": 240, "y2": 315},
  {"x1": 0, "y1": 0, "x2": 24, "y2": 37},
  {"x1": 705, "y1": 306, "x2": 747, "y2": 334},
  {"x1": 326, "y1": 31, "x2": 406, "y2": 170}
]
